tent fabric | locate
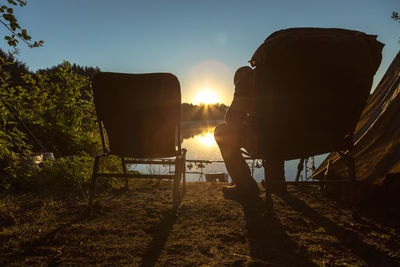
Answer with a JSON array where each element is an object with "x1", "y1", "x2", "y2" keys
[
  {"x1": 92, "y1": 72, "x2": 181, "y2": 158},
  {"x1": 249, "y1": 28, "x2": 383, "y2": 160},
  {"x1": 312, "y1": 51, "x2": 400, "y2": 185}
]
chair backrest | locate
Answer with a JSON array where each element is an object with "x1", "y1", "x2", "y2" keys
[
  {"x1": 250, "y1": 28, "x2": 384, "y2": 160},
  {"x1": 92, "y1": 72, "x2": 181, "y2": 158},
  {"x1": 313, "y1": 51, "x2": 400, "y2": 183}
]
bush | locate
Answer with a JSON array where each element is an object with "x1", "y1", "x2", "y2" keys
[
  {"x1": 32, "y1": 153, "x2": 93, "y2": 195},
  {"x1": 3, "y1": 152, "x2": 137, "y2": 198},
  {"x1": 0, "y1": 57, "x2": 143, "y2": 196},
  {"x1": 0, "y1": 58, "x2": 102, "y2": 193},
  {"x1": 2, "y1": 153, "x2": 90, "y2": 196}
]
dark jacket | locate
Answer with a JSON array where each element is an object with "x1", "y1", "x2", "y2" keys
[{"x1": 225, "y1": 66, "x2": 256, "y2": 131}]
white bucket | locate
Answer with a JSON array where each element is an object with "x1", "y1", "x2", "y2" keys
[{"x1": 31, "y1": 152, "x2": 55, "y2": 165}]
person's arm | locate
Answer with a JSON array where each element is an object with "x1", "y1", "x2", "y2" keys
[
  {"x1": 225, "y1": 68, "x2": 254, "y2": 129},
  {"x1": 225, "y1": 94, "x2": 252, "y2": 128}
]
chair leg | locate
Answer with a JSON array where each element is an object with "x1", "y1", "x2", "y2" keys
[
  {"x1": 172, "y1": 157, "x2": 182, "y2": 213},
  {"x1": 87, "y1": 155, "x2": 101, "y2": 214},
  {"x1": 121, "y1": 157, "x2": 128, "y2": 191},
  {"x1": 264, "y1": 160, "x2": 273, "y2": 212},
  {"x1": 295, "y1": 158, "x2": 305, "y2": 183},
  {"x1": 341, "y1": 154, "x2": 359, "y2": 218},
  {"x1": 182, "y1": 149, "x2": 187, "y2": 195}
]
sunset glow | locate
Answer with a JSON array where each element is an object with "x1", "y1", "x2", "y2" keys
[
  {"x1": 194, "y1": 90, "x2": 221, "y2": 105},
  {"x1": 194, "y1": 132, "x2": 216, "y2": 146}
]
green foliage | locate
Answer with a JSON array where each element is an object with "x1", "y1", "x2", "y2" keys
[
  {"x1": 0, "y1": 57, "x2": 102, "y2": 192},
  {"x1": 5, "y1": 152, "x2": 118, "y2": 196},
  {"x1": 0, "y1": 1, "x2": 104, "y2": 195},
  {"x1": 392, "y1": 11, "x2": 400, "y2": 22},
  {"x1": 2, "y1": 152, "x2": 125, "y2": 196},
  {"x1": 0, "y1": 54, "x2": 33, "y2": 189},
  {"x1": 1, "y1": 61, "x2": 101, "y2": 156},
  {"x1": 0, "y1": 0, "x2": 43, "y2": 51},
  {"x1": 27, "y1": 153, "x2": 93, "y2": 195},
  {"x1": 0, "y1": 49, "x2": 30, "y2": 86},
  {"x1": 37, "y1": 62, "x2": 100, "y2": 101},
  {"x1": 26, "y1": 62, "x2": 100, "y2": 155}
]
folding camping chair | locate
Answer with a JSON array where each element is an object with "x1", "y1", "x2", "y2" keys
[
  {"x1": 87, "y1": 72, "x2": 186, "y2": 213},
  {"x1": 247, "y1": 28, "x2": 384, "y2": 211}
]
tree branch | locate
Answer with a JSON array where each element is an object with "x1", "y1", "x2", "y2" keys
[{"x1": 0, "y1": 19, "x2": 42, "y2": 48}]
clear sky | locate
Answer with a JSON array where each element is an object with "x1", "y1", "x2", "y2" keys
[{"x1": 1, "y1": 0, "x2": 399, "y2": 104}]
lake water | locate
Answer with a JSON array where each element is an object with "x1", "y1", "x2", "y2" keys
[{"x1": 132, "y1": 120, "x2": 327, "y2": 182}]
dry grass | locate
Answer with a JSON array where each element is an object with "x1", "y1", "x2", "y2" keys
[{"x1": 1, "y1": 182, "x2": 399, "y2": 266}]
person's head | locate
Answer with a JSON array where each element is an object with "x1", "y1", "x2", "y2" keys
[{"x1": 234, "y1": 66, "x2": 253, "y2": 86}]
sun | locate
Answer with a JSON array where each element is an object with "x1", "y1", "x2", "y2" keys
[{"x1": 194, "y1": 90, "x2": 220, "y2": 105}]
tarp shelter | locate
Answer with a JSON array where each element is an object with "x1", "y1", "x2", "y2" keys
[{"x1": 313, "y1": 51, "x2": 400, "y2": 185}]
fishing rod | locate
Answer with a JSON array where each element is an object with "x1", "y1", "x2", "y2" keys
[{"x1": 1, "y1": 98, "x2": 47, "y2": 152}]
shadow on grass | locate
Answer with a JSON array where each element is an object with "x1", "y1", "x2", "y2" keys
[
  {"x1": 4, "y1": 214, "x2": 85, "y2": 265},
  {"x1": 277, "y1": 192, "x2": 398, "y2": 266},
  {"x1": 240, "y1": 197, "x2": 315, "y2": 266},
  {"x1": 140, "y1": 211, "x2": 177, "y2": 267}
]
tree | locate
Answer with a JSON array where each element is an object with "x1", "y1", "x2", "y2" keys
[
  {"x1": 37, "y1": 63, "x2": 101, "y2": 101},
  {"x1": 392, "y1": 12, "x2": 400, "y2": 21},
  {"x1": 392, "y1": 11, "x2": 400, "y2": 23},
  {"x1": 0, "y1": 48, "x2": 30, "y2": 85},
  {"x1": 0, "y1": 0, "x2": 43, "y2": 52},
  {"x1": 0, "y1": 0, "x2": 44, "y2": 189},
  {"x1": 0, "y1": 60, "x2": 101, "y2": 189}
]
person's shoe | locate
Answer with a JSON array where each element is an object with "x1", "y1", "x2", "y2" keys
[{"x1": 222, "y1": 184, "x2": 260, "y2": 200}]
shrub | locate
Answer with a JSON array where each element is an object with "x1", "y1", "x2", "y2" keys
[
  {"x1": 32, "y1": 153, "x2": 93, "y2": 195},
  {"x1": 0, "y1": 58, "x2": 102, "y2": 193}
]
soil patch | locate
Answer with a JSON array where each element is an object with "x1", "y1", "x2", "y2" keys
[{"x1": 1, "y1": 182, "x2": 399, "y2": 266}]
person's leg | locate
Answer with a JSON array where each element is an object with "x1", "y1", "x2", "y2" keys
[
  {"x1": 243, "y1": 129, "x2": 286, "y2": 193},
  {"x1": 214, "y1": 122, "x2": 259, "y2": 193}
]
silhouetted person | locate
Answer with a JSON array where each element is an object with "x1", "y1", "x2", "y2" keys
[{"x1": 214, "y1": 66, "x2": 285, "y2": 199}]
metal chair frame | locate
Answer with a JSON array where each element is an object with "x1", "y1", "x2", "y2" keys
[
  {"x1": 87, "y1": 101, "x2": 186, "y2": 215},
  {"x1": 242, "y1": 150, "x2": 357, "y2": 212}
]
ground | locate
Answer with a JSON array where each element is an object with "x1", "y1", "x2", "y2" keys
[{"x1": 1, "y1": 182, "x2": 399, "y2": 266}]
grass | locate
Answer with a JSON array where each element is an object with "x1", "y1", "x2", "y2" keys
[{"x1": 0, "y1": 182, "x2": 399, "y2": 266}]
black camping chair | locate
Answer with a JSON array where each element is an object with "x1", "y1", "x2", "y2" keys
[
  {"x1": 88, "y1": 72, "x2": 186, "y2": 213},
  {"x1": 247, "y1": 28, "x2": 384, "y2": 210}
]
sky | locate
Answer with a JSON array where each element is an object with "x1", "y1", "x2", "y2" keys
[{"x1": 1, "y1": 0, "x2": 400, "y2": 104}]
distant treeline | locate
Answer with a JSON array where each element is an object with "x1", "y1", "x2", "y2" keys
[{"x1": 182, "y1": 103, "x2": 228, "y2": 121}]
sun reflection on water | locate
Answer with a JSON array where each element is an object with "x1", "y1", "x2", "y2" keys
[
  {"x1": 131, "y1": 121, "x2": 326, "y2": 182},
  {"x1": 193, "y1": 131, "x2": 216, "y2": 146}
]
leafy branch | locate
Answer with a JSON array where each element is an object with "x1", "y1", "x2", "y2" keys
[
  {"x1": 0, "y1": 0, "x2": 43, "y2": 49},
  {"x1": 392, "y1": 11, "x2": 400, "y2": 23}
]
